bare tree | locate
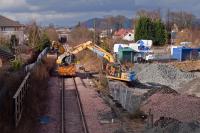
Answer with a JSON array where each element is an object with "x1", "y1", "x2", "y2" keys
[
  {"x1": 115, "y1": 15, "x2": 126, "y2": 30},
  {"x1": 70, "y1": 27, "x2": 93, "y2": 45},
  {"x1": 44, "y1": 26, "x2": 58, "y2": 41},
  {"x1": 166, "y1": 11, "x2": 196, "y2": 30},
  {"x1": 136, "y1": 9, "x2": 161, "y2": 21},
  {"x1": 26, "y1": 21, "x2": 41, "y2": 48},
  {"x1": 104, "y1": 15, "x2": 116, "y2": 36}
]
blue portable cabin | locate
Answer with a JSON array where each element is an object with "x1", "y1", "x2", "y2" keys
[{"x1": 172, "y1": 47, "x2": 200, "y2": 61}]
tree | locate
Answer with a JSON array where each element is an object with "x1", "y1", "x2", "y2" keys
[
  {"x1": 27, "y1": 21, "x2": 41, "y2": 48},
  {"x1": 135, "y1": 16, "x2": 167, "y2": 46},
  {"x1": 115, "y1": 15, "x2": 126, "y2": 31},
  {"x1": 135, "y1": 17, "x2": 154, "y2": 41},
  {"x1": 36, "y1": 33, "x2": 50, "y2": 52},
  {"x1": 44, "y1": 26, "x2": 58, "y2": 41},
  {"x1": 136, "y1": 9, "x2": 161, "y2": 21},
  {"x1": 154, "y1": 20, "x2": 167, "y2": 46},
  {"x1": 166, "y1": 10, "x2": 196, "y2": 30},
  {"x1": 70, "y1": 27, "x2": 93, "y2": 44}
]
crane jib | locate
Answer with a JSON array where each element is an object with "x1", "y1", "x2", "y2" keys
[{"x1": 91, "y1": 48, "x2": 105, "y2": 57}]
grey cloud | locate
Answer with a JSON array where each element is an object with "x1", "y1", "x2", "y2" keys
[{"x1": 1, "y1": 0, "x2": 200, "y2": 26}]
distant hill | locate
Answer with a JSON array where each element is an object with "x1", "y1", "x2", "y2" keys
[{"x1": 79, "y1": 16, "x2": 133, "y2": 30}]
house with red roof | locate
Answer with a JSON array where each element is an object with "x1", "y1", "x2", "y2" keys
[{"x1": 113, "y1": 28, "x2": 134, "y2": 41}]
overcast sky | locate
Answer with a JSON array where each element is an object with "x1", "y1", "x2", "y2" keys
[{"x1": 0, "y1": 0, "x2": 199, "y2": 26}]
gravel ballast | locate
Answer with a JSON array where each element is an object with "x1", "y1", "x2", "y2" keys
[
  {"x1": 140, "y1": 93, "x2": 200, "y2": 123},
  {"x1": 136, "y1": 63, "x2": 197, "y2": 90},
  {"x1": 144, "y1": 117, "x2": 200, "y2": 133}
]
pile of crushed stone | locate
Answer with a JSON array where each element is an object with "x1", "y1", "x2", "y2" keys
[
  {"x1": 140, "y1": 93, "x2": 200, "y2": 123},
  {"x1": 179, "y1": 78, "x2": 200, "y2": 97},
  {"x1": 144, "y1": 117, "x2": 200, "y2": 133},
  {"x1": 136, "y1": 63, "x2": 197, "y2": 90},
  {"x1": 141, "y1": 86, "x2": 178, "y2": 101}
]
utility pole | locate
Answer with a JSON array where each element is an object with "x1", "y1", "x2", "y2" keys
[{"x1": 93, "y1": 18, "x2": 96, "y2": 44}]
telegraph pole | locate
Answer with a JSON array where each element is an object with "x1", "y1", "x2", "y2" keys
[{"x1": 93, "y1": 18, "x2": 96, "y2": 44}]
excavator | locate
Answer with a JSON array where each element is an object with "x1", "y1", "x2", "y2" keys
[
  {"x1": 51, "y1": 41, "x2": 65, "y2": 55},
  {"x1": 56, "y1": 41, "x2": 135, "y2": 82}
]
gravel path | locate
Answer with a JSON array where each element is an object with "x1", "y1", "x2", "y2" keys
[{"x1": 75, "y1": 77, "x2": 120, "y2": 133}]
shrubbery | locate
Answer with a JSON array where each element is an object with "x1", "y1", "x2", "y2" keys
[{"x1": 10, "y1": 58, "x2": 23, "y2": 71}]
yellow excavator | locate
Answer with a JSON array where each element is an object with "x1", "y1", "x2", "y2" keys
[
  {"x1": 56, "y1": 41, "x2": 135, "y2": 82},
  {"x1": 51, "y1": 41, "x2": 65, "y2": 55}
]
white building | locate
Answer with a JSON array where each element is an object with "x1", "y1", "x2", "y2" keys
[
  {"x1": 123, "y1": 32, "x2": 134, "y2": 41},
  {"x1": 0, "y1": 15, "x2": 24, "y2": 45}
]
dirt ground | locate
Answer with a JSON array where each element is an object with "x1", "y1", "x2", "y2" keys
[
  {"x1": 170, "y1": 60, "x2": 200, "y2": 72},
  {"x1": 36, "y1": 77, "x2": 61, "y2": 133},
  {"x1": 77, "y1": 50, "x2": 102, "y2": 72}
]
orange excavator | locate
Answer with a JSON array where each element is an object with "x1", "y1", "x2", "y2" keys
[{"x1": 56, "y1": 41, "x2": 135, "y2": 82}]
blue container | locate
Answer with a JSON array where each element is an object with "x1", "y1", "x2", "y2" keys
[{"x1": 173, "y1": 47, "x2": 200, "y2": 61}]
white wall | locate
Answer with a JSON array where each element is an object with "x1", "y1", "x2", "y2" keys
[{"x1": 0, "y1": 31, "x2": 24, "y2": 45}]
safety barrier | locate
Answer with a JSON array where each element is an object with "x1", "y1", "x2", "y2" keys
[
  {"x1": 12, "y1": 47, "x2": 49, "y2": 127},
  {"x1": 25, "y1": 47, "x2": 49, "y2": 72},
  {"x1": 13, "y1": 72, "x2": 31, "y2": 127}
]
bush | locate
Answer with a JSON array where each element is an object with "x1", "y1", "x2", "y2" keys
[{"x1": 10, "y1": 58, "x2": 23, "y2": 71}]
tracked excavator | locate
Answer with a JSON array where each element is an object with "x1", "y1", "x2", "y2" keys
[
  {"x1": 56, "y1": 41, "x2": 135, "y2": 82},
  {"x1": 51, "y1": 41, "x2": 65, "y2": 54}
]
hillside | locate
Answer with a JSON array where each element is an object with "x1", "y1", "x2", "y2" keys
[{"x1": 79, "y1": 17, "x2": 133, "y2": 30}]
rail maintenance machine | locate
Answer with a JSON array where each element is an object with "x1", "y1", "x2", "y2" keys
[{"x1": 56, "y1": 41, "x2": 135, "y2": 82}]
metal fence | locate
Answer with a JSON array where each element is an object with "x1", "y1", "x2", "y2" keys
[
  {"x1": 12, "y1": 47, "x2": 49, "y2": 127},
  {"x1": 25, "y1": 47, "x2": 49, "y2": 72},
  {"x1": 13, "y1": 72, "x2": 31, "y2": 127}
]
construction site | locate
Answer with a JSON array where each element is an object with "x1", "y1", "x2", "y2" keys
[{"x1": 1, "y1": 4, "x2": 200, "y2": 133}]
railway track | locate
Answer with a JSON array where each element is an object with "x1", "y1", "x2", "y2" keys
[{"x1": 60, "y1": 77, "x2": 89, "y2": 133}]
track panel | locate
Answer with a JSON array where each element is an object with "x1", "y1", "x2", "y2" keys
[{"x1": 62, "y1": 78, "x2": 87, "y2": 133}]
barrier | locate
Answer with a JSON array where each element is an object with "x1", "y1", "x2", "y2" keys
[
  {"x1": 13, "y1": 72, "x2": 30, "y2": 127},
  {"x1": 25, "y1": 47, "x2": 49, "y2": 72}
]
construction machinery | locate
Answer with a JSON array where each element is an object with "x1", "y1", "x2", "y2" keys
[
  {"x1": 56, "y1": 41, "x2": 135, "y2": 82},
  {"x1": 51, "y1": 41, "x2": 65, "y2": 54}
]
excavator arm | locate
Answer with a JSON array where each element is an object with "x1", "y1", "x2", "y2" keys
[
  {"x1": 57, "y1": 41, "x2": 115, "y2": 64},
  {"x1": 55, "y1": 41, "x2": 135, "y2": 82},
  {"x1": 71, "y1": 41, "x2": 115, "y2": 62}
]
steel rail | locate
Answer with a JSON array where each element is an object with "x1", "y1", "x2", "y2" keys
[{"x1": 73, "y1": 77, "x2": 89, "y2": 133}]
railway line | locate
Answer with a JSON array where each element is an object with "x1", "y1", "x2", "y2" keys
[{"x1": 60, "y1": 77, "x2": 88, "y2": 133}]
